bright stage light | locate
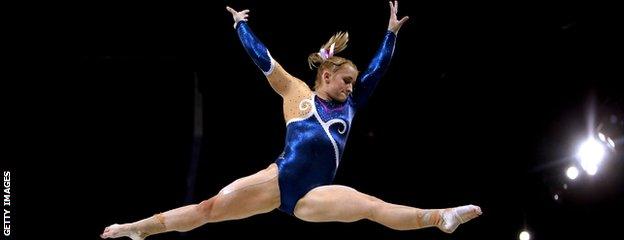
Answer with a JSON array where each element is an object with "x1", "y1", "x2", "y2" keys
[
  {"x1": 519, "y1": 230, "x2": 531, "y2": 240},
  {"x1": 566, "y1": 166, "x2": 579, "y2": 180},
  {"x1": 577, "y1": 138, "x2": 605, "y2": 175}
]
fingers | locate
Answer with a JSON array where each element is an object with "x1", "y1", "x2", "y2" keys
[
  {"x1": 398, "y1": 16, "x2": 409, "y2": 25},
  {"x1": 226, "y1": 6, "x2": 236, "y2": 14},
  {"x1": 392, "y1": 1, "x2": 396, "y2": 15},
  {"x1": 389, "y1": 1, "x2": 399, "y2": 16},
  {"x1": 241, "y1": 10, "x2": 250, "y2": 20},
  {"x1": 394, "y1": 1, "x2": 399, "y2": 15},
  {"x1": 226, "y1": 6, "x2": 250, "y2": 16},
  {"x1": 391, "y1": 1, "x2": 397, "y2": 15}
]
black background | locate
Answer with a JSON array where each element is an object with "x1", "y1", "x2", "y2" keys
[{"x1": 6, "y1": 0, "x2": 624, "y2": 239}]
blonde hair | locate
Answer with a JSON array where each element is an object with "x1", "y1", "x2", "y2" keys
[{"x1": 307, "y1": 32, "x2": 358, "y2": 90}]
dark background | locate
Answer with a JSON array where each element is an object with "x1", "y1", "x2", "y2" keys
[{"x1": 6, "y1": 0, "x2": 623, "y2": 239}]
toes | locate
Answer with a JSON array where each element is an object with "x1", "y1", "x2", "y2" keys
[
  {"x1": 101, "y1": 224, "x2": 119, "y2": 238},
  {"x1": 454, "y1": 205, "x2": 481, "y2": 223},
  {"x1": 102, "y1": 230, "x2": 113, "y2": 238},
  {"x1": 470, "y1": 205, "x2": 482, "y2": 215}
]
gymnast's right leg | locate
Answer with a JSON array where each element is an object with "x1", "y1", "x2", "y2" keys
[{"x1": 101, "y1": 163, "x2": 280, "y2": 240}]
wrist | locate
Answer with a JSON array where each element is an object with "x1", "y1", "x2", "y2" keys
[
  {"x1": 388, "y1": 27, "x2": 398, "y2": 35},
  {"x1": 234, "y1": 20, "x2": 247, "y2": 30}
]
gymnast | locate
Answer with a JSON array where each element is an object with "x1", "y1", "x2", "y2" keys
[{"x1": 101, "y1": 2, "x2": 481, "y2": 239}]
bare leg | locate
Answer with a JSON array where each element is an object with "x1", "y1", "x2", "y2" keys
[
  {"x1": 293, "y1": 185, "x2": 481, "y2": 233},
  {"x1": 101, "y1": 163, "x2": 281, "y2": 239}
]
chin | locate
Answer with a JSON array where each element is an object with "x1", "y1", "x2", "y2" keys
[{"x1": 336, "y1": 95, "x2": 348, "y2": 102}]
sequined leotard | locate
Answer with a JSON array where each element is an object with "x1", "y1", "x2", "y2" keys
[{"x1": 236, "y1": 21, "x2": 396, "y2": 215}]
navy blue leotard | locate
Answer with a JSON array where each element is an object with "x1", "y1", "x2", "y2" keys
[{"x1": 236, "y1": 21, "x2": 396, "y2": 215}]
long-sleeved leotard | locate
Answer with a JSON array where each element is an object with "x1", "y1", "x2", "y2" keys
[{"x1": 236, "y1": 22, "x2": 396, "y2": 215}]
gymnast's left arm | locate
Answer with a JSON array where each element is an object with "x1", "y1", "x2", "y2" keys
[{"x1": 352, "y1": 1, "x2": 409, "y2": 108}]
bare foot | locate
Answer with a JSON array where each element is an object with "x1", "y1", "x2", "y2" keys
[
  {"x1": 438, "y1": 204, "x2": 482, "y2": 233},
  {"x1": 101, "y1": 224, "x2": 145, "y2": 240}
]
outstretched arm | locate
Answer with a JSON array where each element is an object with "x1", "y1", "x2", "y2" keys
[
  {"x1": 226, "y1": 6, "x2": 304, "y2": 97},
  {"x1": 353, "y1": 1, "x2": 409, "y2": 108}
]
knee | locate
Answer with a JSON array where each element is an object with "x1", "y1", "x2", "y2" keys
[
  {"x1": 364, "y1": 198, "x2": 385, "y2": 220},
  {"x1": 197, "y1": 196, "x2": 225, "y2": 221},
  {"x1": 293, "y1": 199, "x2": 323, "y2": 222}
]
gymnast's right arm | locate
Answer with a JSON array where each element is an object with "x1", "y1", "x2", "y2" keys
[{"x1": 226, "y1": 6, "x2": 298, "y2": 97}]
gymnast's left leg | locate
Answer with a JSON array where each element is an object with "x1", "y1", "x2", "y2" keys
[{"x1": 293, "y1": 185, "x2": 482, "y2": 233}]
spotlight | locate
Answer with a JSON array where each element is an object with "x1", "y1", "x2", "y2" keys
[
  {"x1": 577, "y1": 138, "x2": 605, "y2": 175},
  {"x1": 598, "y1": 132, "x2": 616, "y2": 150},
  {"x1": 519, "y1": 230, "x2": 531, "y2": 240},
  {"x1": 566, "y1": 166, "x2": 579, "y2": 180},
  {"x1": 607, "y1": 137, "x2": 615, "y2": 149},
  {"x1": 598, "y1": 132, "x2": 606, "y2": 142}
]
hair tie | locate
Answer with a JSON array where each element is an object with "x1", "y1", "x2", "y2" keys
[{"x1": 318, "y1": 43, "x2": 335, "y2": 60}]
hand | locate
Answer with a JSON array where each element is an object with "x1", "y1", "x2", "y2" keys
[
  {"x1": 387, "y1": 1, "x2": 409, "y2": 34},
  {"x1": 226, "y1": 6, "x2": 249, "y2": 29}
]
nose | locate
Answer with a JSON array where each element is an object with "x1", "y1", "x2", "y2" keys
[{"x1": 345, "y1": 84, "x2": 353, "y2": 94}]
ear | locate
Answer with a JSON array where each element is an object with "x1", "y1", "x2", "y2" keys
[{"x1": 322, "y1": 70, "x2": 331, "y2": 84}]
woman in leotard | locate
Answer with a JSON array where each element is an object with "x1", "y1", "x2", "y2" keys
[{"x1": 101, "y1": 2, "x2": 481, "y2": 239}]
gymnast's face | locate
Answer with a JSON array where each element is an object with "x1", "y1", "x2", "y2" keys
[{"x1": 320, "y1": 64, "x2": 358, "y2": 102}]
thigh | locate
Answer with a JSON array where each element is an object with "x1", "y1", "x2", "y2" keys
[
  {"x1": 293, "y1": 185, "x2": 382, "y2": 222},
  {"x1": 211, "y1": 163, "x2": 281, "y2": 221},
  {"x1": 220, "y1": 163, "x2": 279, "y2": 195}
]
